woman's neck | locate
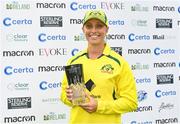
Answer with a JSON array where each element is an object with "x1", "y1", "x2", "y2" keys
[{"x1": 87, "y1": 43, "x2": 105, "y2": 59}]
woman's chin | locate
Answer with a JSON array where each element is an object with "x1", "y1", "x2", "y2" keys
[{"x1": 88, "y1": 40, "x2": 101, "y2": 45}]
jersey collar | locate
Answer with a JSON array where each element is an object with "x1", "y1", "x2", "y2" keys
[{"x1": 82, "y1": 43, "x2": 111, "y2": 57}]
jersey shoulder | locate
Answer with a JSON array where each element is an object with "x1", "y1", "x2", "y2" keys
[
  {"x1": 109, "y1": 50, "x2": 127, "y2": 66},
  {"x1": 67, "y1": 50, "x2": 86, "y2": 65}
]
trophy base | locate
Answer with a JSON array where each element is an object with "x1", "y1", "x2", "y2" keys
[
  {"x1": 72, "y1": 97, "x2": 86, "y2": 105},
  {"x1": 70, "y1": 83, "x2": 86, "y2": 105}
]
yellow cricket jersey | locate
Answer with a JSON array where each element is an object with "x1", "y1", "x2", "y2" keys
[{"x1": 60, "y1": 44, "x2": 138, "y2": 124}]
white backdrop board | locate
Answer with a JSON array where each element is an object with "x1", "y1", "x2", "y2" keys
[{"x1": 0, "y1": 0, "x2": 180, "y2": 124}]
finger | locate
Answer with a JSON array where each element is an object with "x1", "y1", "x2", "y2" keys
[
  {"x1": 85, "y1": 92, "x2": 90, "y2": 98},
  {"x1": 84, "y1": 92, "x2": 91, "y2": 100},
  {"x1": 66, "y1": 88, "x2": 73, "y2": 101},
  {"x1": 67, "y1": 93, "x2": 73, "y2": 101},
  {"x1": 66, "y1": 90, "x2": 72, "y2": 94},
  {"x1": 81, "y1": 106, "x2": 92, "y2": 113},
  {"x1": 81, "y1": 105, "x2": 90, "y2": 111},
  {"x1": 66, "y1": 86, "x2": 70, "y2": 90},
  {"x1": 66, "y1": 88, "x2": 73, "y2": 93},
  {"x1": 67, "y1": 93, "x2": 73, "y2": 97},
  {"x1": 80, "y1": 103, "x2": 89, "y2": 107},
  {"x1": 81, "y1": 106, "x2": 89, "y2": 112}
]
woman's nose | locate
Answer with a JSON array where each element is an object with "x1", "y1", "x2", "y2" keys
[{"x1": 91, "y1": 26, "x2": 97, "y2": 32}]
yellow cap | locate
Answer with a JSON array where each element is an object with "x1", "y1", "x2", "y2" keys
[{"x1": 83, "y1": 10, "x2": 108, "y2": 27}]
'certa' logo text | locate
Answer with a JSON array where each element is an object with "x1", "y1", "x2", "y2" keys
[
  {"x1": 70, "y1": 2, "x2": 96, "y2": 11},
  {"x1": 131, "y1": 121, "x2": 153, "y2": 124},
  {"x1": 39, "y1": 81, "x2": 61, "y2": 90},
  {"x1": 4, "y1": 115, "x2": 35, "y2": 123},
  {"x1": 154, "y1": 48, "x2": 175, "y2": 55},
  {"x1": 128, "y1": 33, "x2": 150, "y2": 41},
  {"x1": 38, "y1": 33, "x2": 66, "y2": 42},
  {"x1": 178, "y1": 6, "x2": 180, "y2": 13},
  {"x1": 4, "y1": 66, "x2": 33, "y2": 75},
  {"x1": 108, "y1": 20, "x2": 125, "y2": 26},
  {"x1": 155, "y1": 90, "x2": 176, "y2": 98},
  {"x1": 136, "y1": 77, "x2": 151, "y2": 84},
  {"x1": 71, "y1": 48, "x2": 79, "y2": 56},
  {"x1": 3, "y1": 17, "x2": 32, "y2": 27}
]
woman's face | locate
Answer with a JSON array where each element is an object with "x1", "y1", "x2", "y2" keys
[{"x1": 82, "y1": 19, "x2": 108, "y2": 45}]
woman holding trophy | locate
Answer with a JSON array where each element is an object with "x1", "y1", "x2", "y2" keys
[{"x1": 60, "y1": 10, "x2": 138, "y2": 124}]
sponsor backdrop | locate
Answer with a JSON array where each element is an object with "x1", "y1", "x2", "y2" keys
[{"x1": 0, "y1": 0, "x2": 180, "y2": 124}]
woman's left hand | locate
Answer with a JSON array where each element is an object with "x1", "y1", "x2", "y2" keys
[{"x1": 80, "y1": 93, "x2": 98, "y2": 113}]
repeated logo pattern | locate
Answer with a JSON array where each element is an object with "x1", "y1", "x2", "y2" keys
[{"x1": 0, "y1": 0, "x2": 179, "y2": 124}]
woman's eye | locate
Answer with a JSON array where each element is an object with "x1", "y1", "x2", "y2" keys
[
  {"x1": 86, "y1": 25, "x2": 92, "y2": 29},
  {"x1": 96, "y1": 24, "x2": 103, "y2": 28}
]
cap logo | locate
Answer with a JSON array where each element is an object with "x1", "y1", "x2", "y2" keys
[
  {"x1": 89, "y1": 11, "x2": 102, "y2": 16},
  {"x1": 83, "y1": 10, "x2": 108, "y2": 26}
]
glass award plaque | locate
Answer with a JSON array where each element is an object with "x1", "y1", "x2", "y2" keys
[{"x1": 65, "y1": 64, "x2": 86, "y2": 105}]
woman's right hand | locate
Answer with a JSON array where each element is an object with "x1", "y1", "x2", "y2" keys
[{"x1": 66, "y1": 86, "x2": 73, "y2": 102}]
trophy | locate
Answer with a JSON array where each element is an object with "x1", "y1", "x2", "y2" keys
[{"x1": 65, "y1": 64, "x2": 86, "y2": 105}]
